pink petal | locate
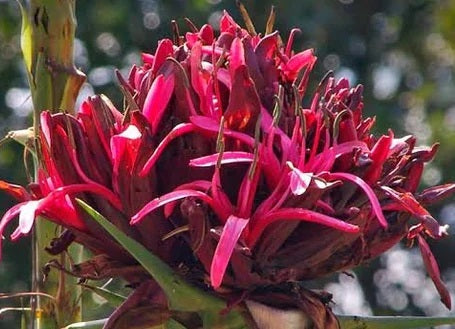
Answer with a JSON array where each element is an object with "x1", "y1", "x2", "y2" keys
[
  {"x1": 163, "y1": 180, "x2": 212, "y2": 218},
  {"x1": 140, "y1": 123, "x2": 196, "y2": 176},
  {"x1": 285, "y1": 28, "x2": 301, "y2": 57},
  {"x1": 381, "y1": 186, "x2": 444, "y2": 238},
  {"x1": 328, "y1": 172, "x2": 388, "y2": 228},
  {"x1": 141, "y1": 53, "x2": 154, "y2": 65},
  {"x1": 199, "y1": 24, "x2": 214, "y2": 44},
  {"x1": 110, "y1": 125, "x2": 142, "y2": 176},
  {"x1": 0, "y1": 202, "x2": 28, "y2": 259},
  {"x1": 44, "y1": 184, "x2": 122, "y2": 211},
  {"x1": 17, "y1": 200, "x2": 40, "y2": 237},
  {"x1": 151, "y1": 39, "x2": 174, "y2": 74},
  {"x1": 131, "y1": 190, "x2": 216, "y2": 225},
  {"x1": 283, "y1": 49, "x2": 315, "y2": 80},
  {"x1": 363, "y1": 133, "x2": 392, "y2": 185},
  {"x1": 220, "y1": 11, "x2": 240, "y2": 33},
  {"x1": 248, "y1": 208, "x2": 359, "y2": 247},
  {"x1": 237, "y1": 159, "x2": 262, "y2": 218},
  {"x1": 189, "y1": 116, "x2": 255, "y2": 146},
  {"x1": 189, "y1": 152, "x2": 254, "y2": 167},
  {"x1": 260, "y1": 106, "x2": 291, "y2": 153},
  {"x1": 190, "y1": 41, "x2": 210, "y2": 115},
  {"x1": 229, "y1": 37, "x2": 246, "y2": 75},
  {"x1": 255, "y1": 31, "x2": 279, "y2": 58},
  {"x1": 0, "y1": 180, "x2": 31, "y2": 201},
  {"x1": 210, "y1": 215, "x2": 249, "y2": 288},
  {"x1": 289, "y1": 166, "x2": 313, "y2": 196},
  {"x1": 417, "y1": 234, "x2": 451, "y2": 309},
  {"x1": 211, "y1": 167, "x2": 234, "y2": 221},
  {"x1": 143, "y1": 74, "x2": 175, "y2": 132}
]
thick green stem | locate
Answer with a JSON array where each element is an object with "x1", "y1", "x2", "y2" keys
[{"x1": 18, "y1": 0, "x2": 86, "y2": 328}]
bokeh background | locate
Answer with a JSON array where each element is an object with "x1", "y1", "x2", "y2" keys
[{"x1": 1, "y1": 0, "x2": 455, "y2": 327}]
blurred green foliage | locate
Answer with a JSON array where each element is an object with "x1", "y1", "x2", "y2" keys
[{"x1": 1, "y1": 0, "x2": 455, "y2": 327}]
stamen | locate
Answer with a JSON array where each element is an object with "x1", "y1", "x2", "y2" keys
[
  {"x1": 236, "y1": 1, "x2": 257, "y2": 36},
  {"x1": 265, "y1": 6, "x2": 276, "y2": 35}
]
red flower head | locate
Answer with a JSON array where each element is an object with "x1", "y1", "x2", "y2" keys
[{"x1": 1, "y1": 9, "x2": 454, "y2": 328}]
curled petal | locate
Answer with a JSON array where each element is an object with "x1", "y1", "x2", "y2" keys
[
  {"x1": 141, "y1": 53, "x2": 154, "y2": 65},
  {"x1": 16, "y1": 200, "x2": 40, "y2": 238},
  {"x1": 418, "y1": 183, "x2": 455, "y2": 206},
  {"x1": 283, "y1": 49, "x2": 316, "y2": 81},
  {"x1": 211, "y1": 215, "x2": 249, "y2": 288},
  {"x1": 0, "y1": 180, "x2": 31, "y2": 201},
  {"x1": 417, "y1": 234, "x2": 451, "y2": 309},
  {"x1": 131, "y1": 190, "x2": 220, "y2": 224},
  {"x1": 327, "y1": 172, "x2": 388, "y2": 228},
  {"x1": 382, "y1": 186, "x2": 444, "y2": 238},
  {"x1": 248, "y1": 208, "x2": 359, "y2": 247},
  {"x1": 189, "y1": 152, "x2": 254, "y2": 167},
  {"x1": 288, "y1": 165, "x2": 313, "y2": 196},
  {"x1": 163, "y1": 180, "x2": 212, "y2": 218},
  {"x1": 140, "y1": 123, "x2": 197, "y2": 176},
  {"x1": 0, "y1": 202, "x2": 29, "y2": 259},
  {"x1": 189, "y1": 116, "x2": 255, "y2": 146}
]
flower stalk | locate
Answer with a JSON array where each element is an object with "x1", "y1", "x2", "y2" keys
[{"x1": 17, "y1": 0, "x2": 85, "y2": 327}]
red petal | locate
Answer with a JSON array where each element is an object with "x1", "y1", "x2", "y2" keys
[
  {"x1": 0, "y1": 180, "x2": 31, "y2": 201},
  {"x1": 189, "y1": 116, "x2": 255, "y2": 146},
  {"x1": 285, "y1": 28, "x2": 301, "y2": 57},
  {"x1": 143, "y1": 74, "x2": 175, "y2": 132},
  {"x1": 220, "y1": 11, "x2": 240, "y2": 33},
  {"x1": 163, "y1": 181, "x2": 211, "y2": 217},
  {"x1": 199, "y1": 24, "x2": 214, "y2": 44},
  {"x1": 248, "y1": 208, "x2": 359, "y2": 247},
  {"x1": 44, "y1": 184, "x2": 122, "y2": 211},
  {"x1": 141, "y1": 53, "x2": 154, "y2": 65},
  {"x1": 151, "y1": 39, "x2": 174, "y2": 74},
  {"x1": 328, "y1": 172, "x2": 388, "y2": 227},
  {"x1": 363, "y1": 133, "x2": 392, "y2": 185},
  {"x1": 110, "y1": 125, "x2": 142, "y2": 176},
  {"x1": 210, "y1": 215, "x2": 249, "y2": 288},
  {"x1": 382, "y1": 186, "x2": 444, "y2": 238},
  {"x1": 283, "y1": 49, "x2": 315, "y2": 81},
  {"x1": 289, "y1": 167, "x2": 312, "y2": 196},
  {"x1": 131, "y1": 190, "x2": 217, "y2": 225},
  {"x1": 229, "y1": 37, "x2": 246, "y2": 75},
  {"x1": 417, "y1": 234, "x2": 451, "y2": 309},
  {"x1": 224, "y1": 65, "x2": 261, "y2": 132},
  {"x1": 189, "y1": 151, "x2": 254, "y2": 167},
  {"x1": 0, "y1": 202, "x2": 27, "y2": 259},
  {"x1": 140, "y1": 123, "x2": 196, "y2": 176},
  {"x1": 15, "y1": 200, "x2": 39, "y2": 238}
]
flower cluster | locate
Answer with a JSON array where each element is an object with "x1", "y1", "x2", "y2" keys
[{"x1": 1, "y1": 10, "x2": 453, "y2": 325}]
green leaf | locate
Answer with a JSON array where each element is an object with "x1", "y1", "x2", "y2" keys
[
  {"x1": 17, "y1": 0, "x2": 33, "y2": 77},
  {"x1": 61, "y1": 318, "x2": 108, "y2": 329},
  {"x1": 166, "y1": 318, "x2": 188, "y2": 329},
  {"x1": 338, "y1": 315, "x2": 455, "y2": 329},
  {"x1": 76, "y1": 199, "x2": 224, "y2": 313},
  {"x1": 79, "y1": 283, "x2": 127, "y2": 308},
  {"x1": 77, "y1": 199, "x2": 251, "y2": 328}
]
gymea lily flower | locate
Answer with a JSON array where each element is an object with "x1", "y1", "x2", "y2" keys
[
  {"x1": 128, "y1": 11, "x2": 454, "y2": 311},
  {"x1": 1, "y1": 9, "x2": 454, "y2": 329}
]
